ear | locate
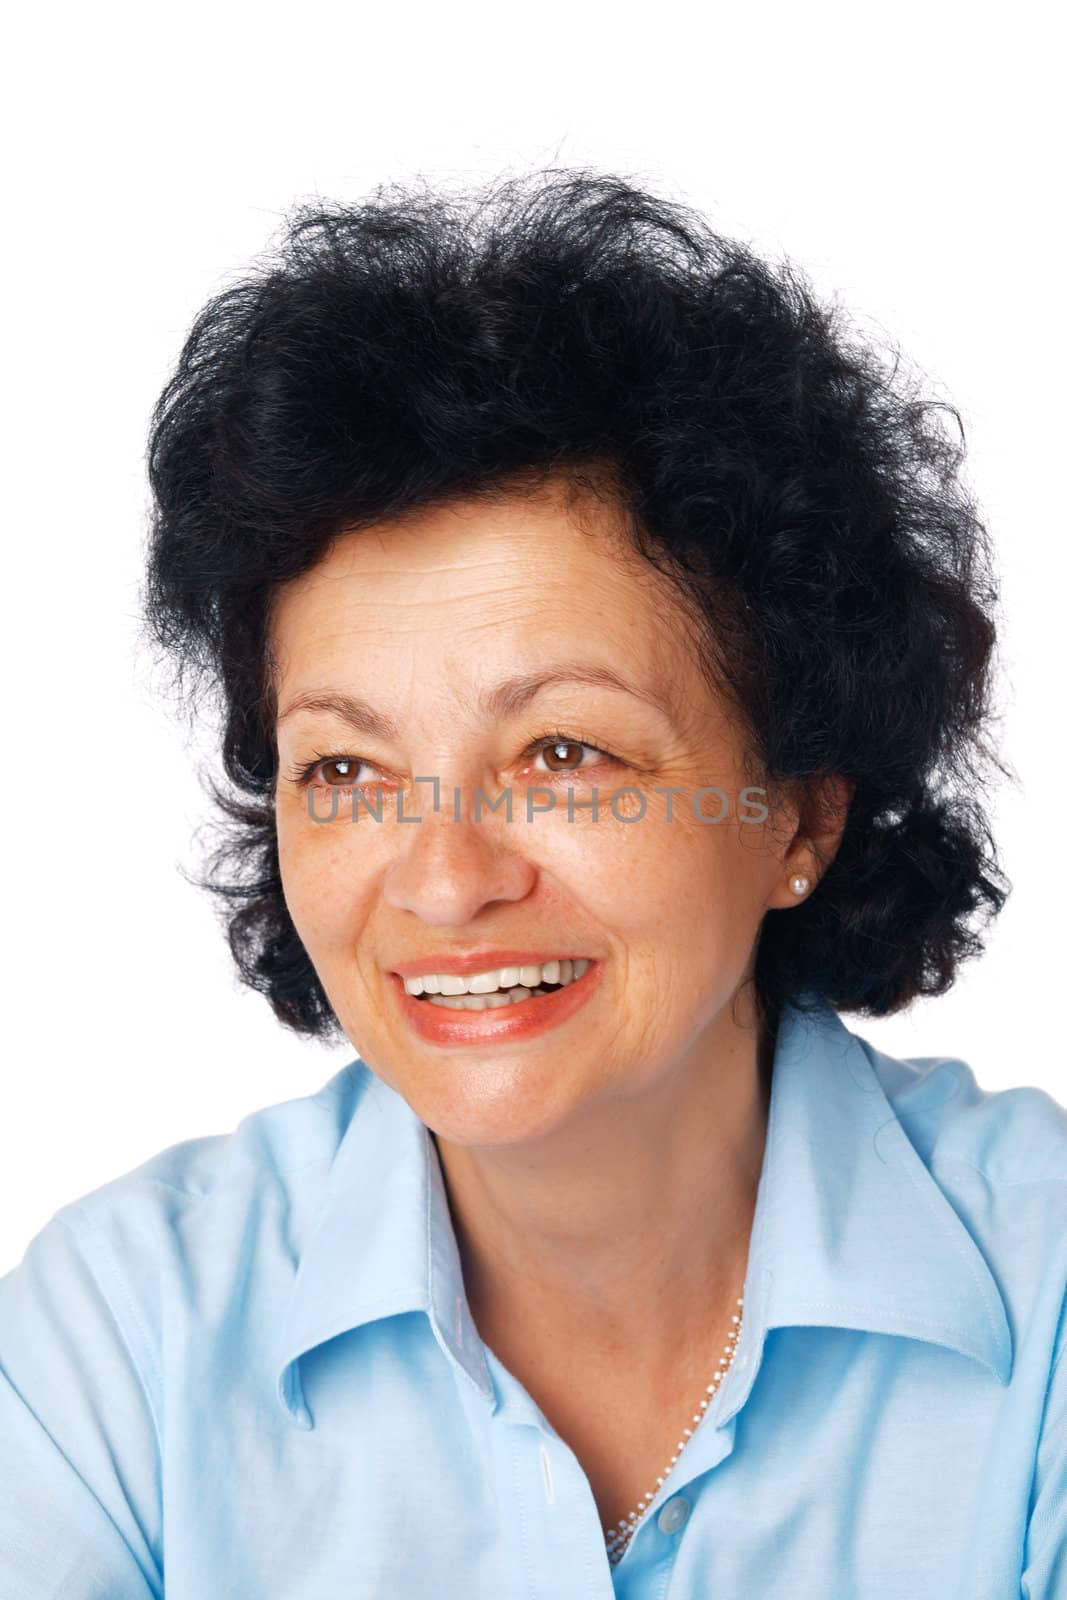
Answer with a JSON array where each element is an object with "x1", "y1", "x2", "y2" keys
[{"x1": 766, "y1": 773, "x2": 854, "y2": 912}]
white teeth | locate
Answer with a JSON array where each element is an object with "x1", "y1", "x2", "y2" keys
[
  {"x1": 467, "y1": 971, "x2": 501, "y2": 994},
  {"x1": 430, "y1": 991, "x2": 512, "y2": 1010},
  {"x1": 403, "y1": 957, "x2": 591, "y2": 1001},
  {"x1": 426, "y1": 989, "x2": 530, "y2": 1011}
]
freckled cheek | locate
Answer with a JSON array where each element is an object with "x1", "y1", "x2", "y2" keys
[
  {"x1": 276, "y1": 831, "x2": 375, "y2": 956},
  {"x1": 592, "y1": 817, "x2": 747, "y2": 949},
  {"x1": 557, "y1": 821, "x2": 694, "y2": 966}
]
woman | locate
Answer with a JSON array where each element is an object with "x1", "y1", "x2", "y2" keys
[{"x1": 1, "y1": 168, "x2": 1064, "y2": 1598}]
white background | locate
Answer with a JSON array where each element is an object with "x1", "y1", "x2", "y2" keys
[{"x1": 2, "y1": 0, "x2": 1063, "y2": 1272}]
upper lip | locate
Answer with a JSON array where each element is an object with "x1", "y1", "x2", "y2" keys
[{"x1": 388, "y1": 949, "x2": 593, "y2": 978}]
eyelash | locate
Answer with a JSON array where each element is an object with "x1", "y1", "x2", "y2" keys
[{"x1": 285, "y1": 729, "x2": 619, "y2": 789}]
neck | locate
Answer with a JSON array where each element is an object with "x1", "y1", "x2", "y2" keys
[{"x1": 431, "y1": 994, "x2": 776, "y2": 1379}]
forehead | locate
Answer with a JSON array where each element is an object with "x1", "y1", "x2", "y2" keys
[{"x1": 269, "y1": 487, "x2": 693, "y2": 675}]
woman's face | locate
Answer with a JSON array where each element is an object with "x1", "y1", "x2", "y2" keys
[{"x1": 272, "y1": 483, "x2": 812, "y2": 1147}]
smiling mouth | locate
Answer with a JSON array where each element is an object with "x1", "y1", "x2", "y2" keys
[{"x1": 414, "y1": 976, "x2": 568, "y2": 1008}]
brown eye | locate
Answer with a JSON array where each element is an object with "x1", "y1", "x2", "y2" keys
[
  {"x1": 318, "y1": 757, "x2": 364, "y2": 786},
  {"x1": 538, "y1": 739, "x2": 592, "y2": 773}
]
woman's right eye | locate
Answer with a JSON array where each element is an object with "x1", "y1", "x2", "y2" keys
[
  {"x1": 291, "y1": 754, "x2": 375, "y2": 787},
  {"x1": 315, "y1": 758, "x2": 360, "y2": 787}
]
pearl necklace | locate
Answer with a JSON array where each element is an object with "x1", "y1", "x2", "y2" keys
[{"x1": 604, "y1": 1295, "x2": 745, "y2": 1568}]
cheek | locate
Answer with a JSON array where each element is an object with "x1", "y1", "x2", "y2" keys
[
  {"x1": 582, "y1": 808, "x2": 735, "y2": 905},
  {"x1": 276, "y1": 823, "x2": 369, "y2": 954},
  {"x1": 587, "y1": 812, "x2": 767, "y2": 964}
]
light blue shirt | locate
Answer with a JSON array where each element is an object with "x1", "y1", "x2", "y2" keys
[{"x1": 2, "y1": 994, "x2": 1066, "y2": 1598}]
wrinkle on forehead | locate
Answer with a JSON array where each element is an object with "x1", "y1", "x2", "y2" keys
[
  {"x1": 279, "y1": 525, "x2": 634, "y2": 625},
  {"x1": 268, "y1": 488, "x2": 714, "y2": 727}
]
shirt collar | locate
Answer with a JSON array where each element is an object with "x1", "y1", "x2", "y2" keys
[
  {"x1": 274, "y1": 1057, "x2": 493, "y2": 1429},
  {"x1": 274, "y1": 993, "x2": 1012, "y2": 1429},
  {"x1": 730, "y1": 993, "x2": 1013, "y2": 1416}
]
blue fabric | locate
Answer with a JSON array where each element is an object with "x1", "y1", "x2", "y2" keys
[{"x1": 2, "y1": 994, "x2": 1066, "y2": 1598}]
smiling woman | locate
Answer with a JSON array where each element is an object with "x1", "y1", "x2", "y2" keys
[
  {"x1": 264, "y1": 486, "x2": 834, "y2": 1125},
  {"x1": 2, "y1": 167, "x2": 1065, "y2": 1599}
]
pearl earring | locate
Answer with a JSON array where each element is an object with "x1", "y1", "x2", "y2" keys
[{"x1": 789, "y1": 875, "x2": 810, "y2": 896}]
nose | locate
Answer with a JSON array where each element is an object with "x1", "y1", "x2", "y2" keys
[{"x1": 382, "y1": 800, "x2": 538, "y2": 925}]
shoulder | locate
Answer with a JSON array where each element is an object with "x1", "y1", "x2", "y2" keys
[
  {"x1": 67, "y1": 1055, "x2": 366, "y2": 1220},
  {"x1": 2, "y1": 1058, "x2": 371, "y2": 1370},
  {"x1": 0, "y1": 1066, "x2": 373, "y2": 1595},
  {"x1": 61, "y1": 1057, "x2": 371, "y2": 1259},
  {"x1": 852, "y1": 1027, "x2": 1067, "y2": 1188},
  {"x1": 846, "y1": 1020, "x2": 1067, "y2": 1325},
  {"x1": 848, "y1": 1022, "x2": 1067, "y2": 1392}
]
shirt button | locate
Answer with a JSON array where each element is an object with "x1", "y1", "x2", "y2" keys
[{"x1": 657, "y1": 1495, "x2": 691, "y2": 1535}]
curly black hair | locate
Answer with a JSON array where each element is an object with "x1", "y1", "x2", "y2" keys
[{"x1": 139, "y1": 165, "x2": 1012, "y2": 1045}]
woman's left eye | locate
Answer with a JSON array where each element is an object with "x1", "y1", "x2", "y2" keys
[{"x1": 528, "y1": 734, "x2": 614, "y2": 775}]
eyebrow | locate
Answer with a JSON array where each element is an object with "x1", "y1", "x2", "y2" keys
[{"x1": 276, "y1": 661, "x2": 676, "y2": 738}]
